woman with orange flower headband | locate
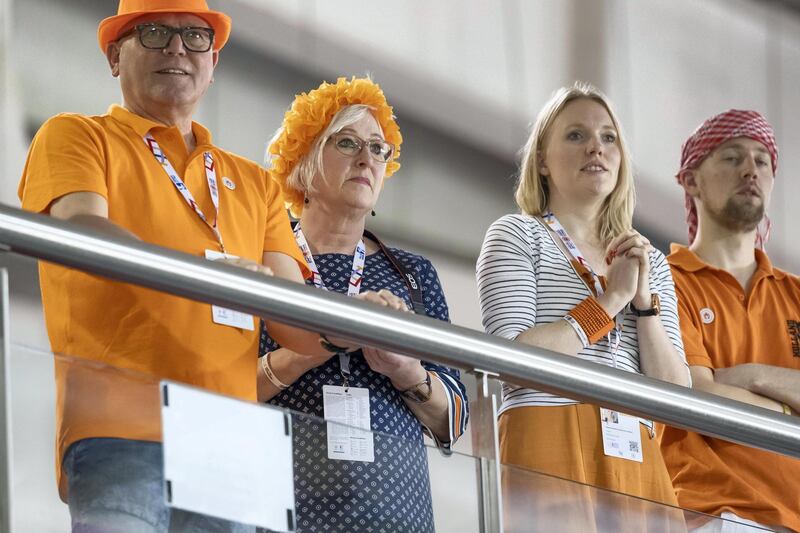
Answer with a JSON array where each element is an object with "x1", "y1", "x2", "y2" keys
[{"x1": 257, "y1": 77, "x2": 468, "y2": 532}]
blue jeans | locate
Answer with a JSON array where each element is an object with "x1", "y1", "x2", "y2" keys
[{"x1": 63, "y1": 438, "x2": 256, "y2": 533}]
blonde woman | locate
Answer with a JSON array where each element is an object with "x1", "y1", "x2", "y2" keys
[{"x1": 476, "y1": 83, "x2": 689, "y2": 531}]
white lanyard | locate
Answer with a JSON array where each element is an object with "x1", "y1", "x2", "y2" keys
[
  {"x1": 543, "y1": 209, "x2": 622, "y2": 360},
  {"x1": 294, "y1": 223, "x2": 366, "y2": 384},
  {"x1": 144, "y1": 132, "x2": 225, "y2": 252}
]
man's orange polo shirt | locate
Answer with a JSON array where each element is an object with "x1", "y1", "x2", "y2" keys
[
  {"x1": 661, "y1": 244, "x2": 800, "y2": 530},
  {"x1": 18, "y1": 105, "x2": 308, "y2": 498}
]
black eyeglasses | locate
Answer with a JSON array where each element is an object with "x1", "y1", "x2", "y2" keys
[
  {"x1": 329, "y1": 133, "x2": 395, "y2": 163},
  {"x1": 125, "y1": 23, "x2": 215, "y2": 53}
]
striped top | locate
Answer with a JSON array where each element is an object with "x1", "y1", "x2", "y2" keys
[{"x1": 477, "y1": 213, "x2": 687, "y2": 416}]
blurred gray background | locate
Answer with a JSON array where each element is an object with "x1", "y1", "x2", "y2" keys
[{"x1": 1, "y1": 0, "x2": 799, "y2": 530}]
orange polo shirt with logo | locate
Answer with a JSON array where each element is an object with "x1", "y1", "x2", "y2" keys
[
  {"x1": 661, "y1": 244, "x2": 800, "y2": 530},
  {"x1": 18, "y1": 105, "x2": 308, "y2": 499}
]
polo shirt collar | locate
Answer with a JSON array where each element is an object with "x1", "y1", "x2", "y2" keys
[
  {"x1": 669, "y1": 243, "x2": 785, "y2": 280},
  {"x1": 107, "y1": 104, "x2": 213, "y2": 146},
  {"x1": 754, "y1": 248, "x2": 785, "y2": 280},
  {"x1": 668, "y1": 244, "x2": 705, "y2": 273}
]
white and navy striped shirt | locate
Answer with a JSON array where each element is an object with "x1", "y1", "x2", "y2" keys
[{"x1": 476, "y1": 213, "x2": 687, "y2": 416}]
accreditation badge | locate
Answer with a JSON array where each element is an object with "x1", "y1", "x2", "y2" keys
[
  {"x1": 204, "y1": 250, "x2": 255, "y2": 330},
  {"x1": 600, "y1": 408, "x2": 643, "y2": 462},
  {"x1": 322, "y1": 385, "x2": 374, "y2": 462}
]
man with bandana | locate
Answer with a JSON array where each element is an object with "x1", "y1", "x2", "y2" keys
[{"x1": 661, "y1": 110, "x2": 800, "y2": 532}]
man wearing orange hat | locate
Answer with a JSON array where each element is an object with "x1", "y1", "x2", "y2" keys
[
  {"x1": 660, "y1": 110, "x2": 800, "y2": 532},
  {"x1": 17, "y1": 1, "x2": 336, "y2": 530}
]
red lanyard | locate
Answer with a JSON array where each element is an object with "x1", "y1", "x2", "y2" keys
[
  {"x1": 543, "y1": 210, "x2": 623, "y2": 360},
  {"x1": 144, "y1": 132, "x2": 225, "y2": 252},
  {"x1": 293, "y1": 223, "x2": 366, "y2": 386}
]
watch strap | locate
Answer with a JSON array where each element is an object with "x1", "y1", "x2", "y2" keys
[
  {"x1": 319, "y1": 334, "x2": 349, "y2": 354},
  {"x1": 400, "y1": 371, "x2": 432, "y2": 403},
  {"x1": 630, "y1": 294, "x2": 660, "y2": 317}
]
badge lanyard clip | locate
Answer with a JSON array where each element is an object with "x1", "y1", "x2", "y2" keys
[{"x1": 339, "y1": 353, "x2": 351, "y2": 391}]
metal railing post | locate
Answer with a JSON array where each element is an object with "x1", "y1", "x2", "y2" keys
[
  {"x1": 0, "y1": 268, "x2": 14, "y2": 532},
  {"x1": 470, "y1": 369, "x2": 503, "y2": 533}
]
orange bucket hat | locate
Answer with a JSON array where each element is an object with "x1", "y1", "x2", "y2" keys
[{"x1": 97, "y1": 0, "x2": 231, "y2": 54}]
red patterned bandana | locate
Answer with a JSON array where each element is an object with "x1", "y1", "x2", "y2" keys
[{"x1": 676, "y1": 109, "x2": 778, "y2": 247}]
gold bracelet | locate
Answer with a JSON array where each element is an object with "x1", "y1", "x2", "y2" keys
[
  {"x1": 782, "y1": 403, "x2": 793, "y2": 416},
  {"x1": 261, "y1": 352, "x2": 290, "y2": 390}
]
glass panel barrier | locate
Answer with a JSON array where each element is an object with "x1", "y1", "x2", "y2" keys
[
  {"x1": 10, "y1": 342, "x2": 69, "y2": 532},
  {"x1": 4, "y1": 341, "x2": 779, "y2": 532},
  {"x1": 7, "y1": 342, "x2": 485, "y2": 532},
  {"x1": 499, "y1": 460, "x2": 772, "y2": 532}
]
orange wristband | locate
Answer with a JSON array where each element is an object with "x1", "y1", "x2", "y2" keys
[{"x1": 567, "y1": 297, "x2": 615, "y2": 345}]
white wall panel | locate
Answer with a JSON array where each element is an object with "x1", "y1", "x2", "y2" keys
[
  {"x1": 1, "y1": 0, "x2": 26, "y2": 206},
  {"x1": 769, "y1": 9, "x2": 800, "y2": 269}
]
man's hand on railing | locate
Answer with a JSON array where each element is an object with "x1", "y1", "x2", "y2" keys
[{"x1": 211, "y1": 256, "x2": 274, "y2": 277}]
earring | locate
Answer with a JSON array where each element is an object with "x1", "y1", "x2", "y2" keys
[
  {"x1": 304, "y1": 197, "x2": 309, "y2": 205},
  {"x1": 371, "y1": 209, "x2": 376, "y2": 217}
]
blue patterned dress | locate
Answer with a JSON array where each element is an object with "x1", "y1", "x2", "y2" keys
[{"x1": 260, "y1": 246, "x2": 468, "y2": 533}]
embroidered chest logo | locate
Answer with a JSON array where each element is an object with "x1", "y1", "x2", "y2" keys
[{"x1": 788, "y1": 320, "x2": 800, "y2": 357}]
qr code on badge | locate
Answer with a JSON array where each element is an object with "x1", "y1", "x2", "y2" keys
[{"x1": 629, "y1": 441, "x2": 640, "y2": 453}]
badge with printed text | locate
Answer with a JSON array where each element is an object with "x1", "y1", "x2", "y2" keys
[
  {"x1": 600, "y1": 408, "x2": 643, "y2": 462},
  {"x1": 322, "y1": 385, "x2": 374, "y2": 462},
  {"x1": 205, "y1": 250, "x2": 255, "y2": 330}
]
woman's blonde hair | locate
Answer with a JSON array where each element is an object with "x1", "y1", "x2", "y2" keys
[{"x1": 515, "y1": 82, "x2": 635, "y2": 245}]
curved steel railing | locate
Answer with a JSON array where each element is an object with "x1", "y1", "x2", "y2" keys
[{"x1": 1, "y1": 203, "x2": 799, "y2": 458}]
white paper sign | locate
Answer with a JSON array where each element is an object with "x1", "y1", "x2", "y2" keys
[
  {"x1": 600, "y1": 408, "x2": 643, "y2": 462},
  {"x1": 204, "y1": 250, "x2": 255, "y2": 330},
  {"x1": 161, "y1": 381, "x2": 295, "y2": 531},
  {"x1": 323, "y1": 385, "x2": 374, "y2": 462}
]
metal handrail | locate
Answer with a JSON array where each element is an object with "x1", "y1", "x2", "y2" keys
[{"x1": 1, "y1": 203, "x2": 799, "y2": 458}]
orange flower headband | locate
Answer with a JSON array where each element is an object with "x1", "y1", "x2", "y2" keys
[{"x1": 268, "y1": 77, "x2": 403, "y2": 217}]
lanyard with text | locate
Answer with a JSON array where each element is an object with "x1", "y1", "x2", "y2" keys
[
  {"x1": 543, "y1": 209, "x2": 623, "y2": 361},
  {"x1": 294, "y1": 223, "x2": 365, "y2": 388},
  {"x1": 144, "y1": 132, "x2": 225, "y2": 253},
  {"x1": 362, "y1": 229, "x2": 426, "y2": 315}
]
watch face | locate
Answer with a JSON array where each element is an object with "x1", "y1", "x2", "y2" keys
[{"x1": 652, "y1": 294, "x2": 661, "y2": 315}]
